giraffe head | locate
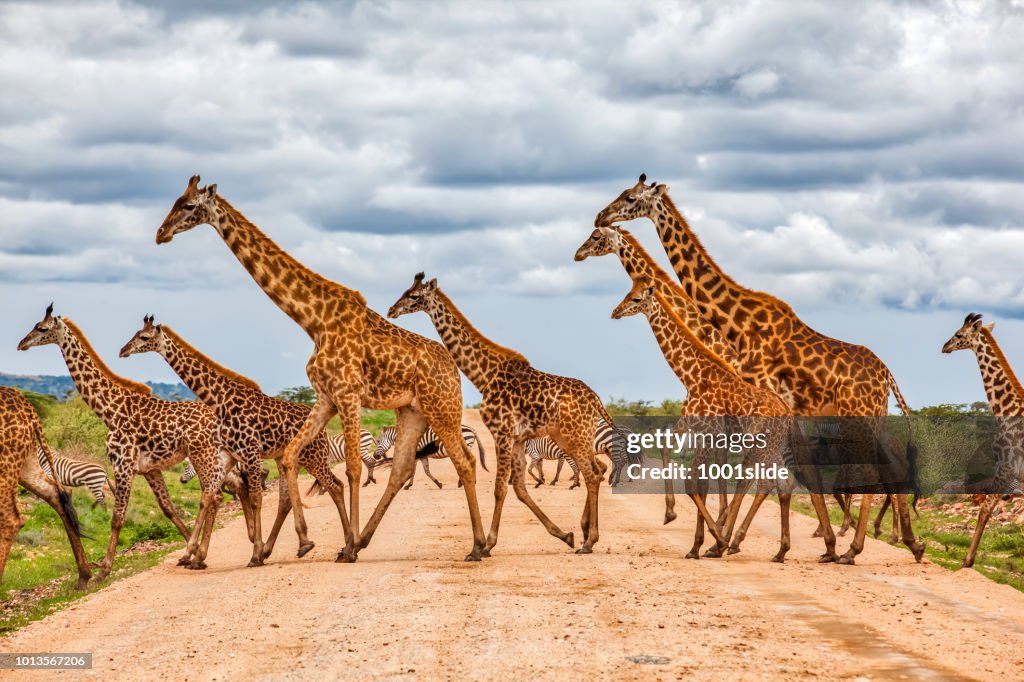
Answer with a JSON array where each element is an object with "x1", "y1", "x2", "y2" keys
[
  {"x1": 155, "y1": 175, "x2": 219, "y2": 244},
  {"x1": 610, "y1": 277, "x2": 656, "y2": 320},
  {"x1": 17, "y1": 304, "x2": 67, "y2": 351},
  {"x1": 942, "y1": 313, "x2": 994, "y2": 354},
  {"x1": 594, "y1": 174, "x2": 668, "y2": 227},
  {"x1": 573, "y1": 225, "x2": 627, "y2": 261},
  {"x1": 119, "y1": 315, "x2": 166, "y2": 358},
  {"x1": 388, "y1": 272, "x2": 438, "y2": 318}
]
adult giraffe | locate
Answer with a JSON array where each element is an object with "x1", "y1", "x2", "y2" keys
[
  {"x1": 155, "y1": 176, "x2": 486, "y2": 562},
  {"x1": 595, "y1": 175, "x2": 924, "y2": 564}
]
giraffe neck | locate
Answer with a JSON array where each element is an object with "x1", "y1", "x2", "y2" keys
[
  {"x1": 158, "y1": 326, "x2": 261, "y2": 408},
  {"x1": 616, "y1": 233, "x2": 740, "y2": 368},
  {"x1": 974, "y1": 329, "x2": 1024, "y2": 416},
  {"x1": 649, "y1": 195, "x2": 760, "y2": 340},
  {"x1": 211, "y1": 197, "x2": 364, "y2": 338},
  {"x1": 57, "y1": 320, "x2": 150, "y2": 424},
  {"x1": 647, "y1": 304, "x2": 730, "y2": 393},
  {"x1": 423, "y1": 291, "x2": 527, "y2": 393}
]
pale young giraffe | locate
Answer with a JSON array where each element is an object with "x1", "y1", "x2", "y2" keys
[
  {"x1": 942, "y1": 313, "x2": 1024, "y2": 568},
  {"x1": 119, "y1": 315, "x2": 353, "y2": 566},
  {"x1": 389, "y1": 273, "x2": 612, "y2": 555},
  {"x1": 0, "y1": 387, "x2": 92, "y2": 589},
  {"x1": 594, "y1": 175, "x2": 924, "y2": 564},
  {"x1": 155, "y1": 176, "x2": 486, "y2": 562},
  {"x1": 611, "y1": 278, "x2": 836, "y2": 562},
  {"x1": 17, "y1": 306, "x2": 235, "y2": 577}
]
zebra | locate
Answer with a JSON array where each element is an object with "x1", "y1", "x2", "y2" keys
[
  {"x1": 317, "y1": 429, "x2": 381, "y2": 491},
  {"x1": 373, "y1": 424, "x2": 487, "y2": 490},
  {"x1": 37, "y1": 446, "x2": 114, "y2": 508},
  {"x1": 180, "y1": 459, "x2": 270, "y2": 495},
  {"x1": 526, "y1": 438, "x2": 580, "y2": 489}
]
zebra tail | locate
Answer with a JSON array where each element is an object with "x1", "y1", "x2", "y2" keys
[{"x1": 475, "y1": 437, "x2": 488, "y2": 472}]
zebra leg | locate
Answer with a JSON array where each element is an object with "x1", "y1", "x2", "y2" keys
[
  {"x1": 363, "y1": 460, "x2": 374, "y2": 487},
  {"x1": 528, "y1": 457, "x2": 544, "y2": 487},
  {"x1": 552, "y1": 456, "x2": 564, "y2": 486},
  {"x1": 422, "y1": 457, "x2": 443, "y2": 489}
]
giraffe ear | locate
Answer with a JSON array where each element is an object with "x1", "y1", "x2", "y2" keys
[
  {"x1": 205, "y1": 184, "x2": 218, "y2": 199},
  {"x1": 426, "y1": 278, "x2": 438, "y2": 290},
  {"x1": 652, "y1": 183, "x2": 668, "y2": 197},
  {"x1": 984, "y1": 322, "x2": 996, "y2": 332}
]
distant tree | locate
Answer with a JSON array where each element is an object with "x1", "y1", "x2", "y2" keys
[
  {"x1": 910, "y1": 402, "x2": 992, "y2": 417},
  {"x1": 277, "y1": 385, "x2": 317, "y2": 405}
]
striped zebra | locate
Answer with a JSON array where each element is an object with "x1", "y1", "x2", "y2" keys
[
  {"x1": 526, "y1": 438, "x2": 580, "y2": 489},
  {"x1": 373, "y1": 424, "x2": 487, "y2": 490},
  {"x1": 180, "y1": 459, "x2": 270, "y2": 494},
  {"x1": 315, "y1": 429, "x2": 380, "y2": 492},
  {"x1": 37, "y1": 446, "x2": 114, "y2": 508}
]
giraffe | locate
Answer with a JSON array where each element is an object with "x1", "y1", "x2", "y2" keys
[
  {"x1": 942, "y1": 313, "x2": 1024, "y2": 568},
  {"x1": 610, "y1": 277, "x2": 836, "y2": 562},
  {"x1": 17, "y1": 306, "x2": 234, "y2": 578},
  {"x1": 0, "y1": 387, "x2": 92, "y2": 590},
  {"x1": 119, "y1": 315, "x2": 353, "y2": 566},
  {"x1": 594, "y1": 175, "x2": 925, "y2": 564},
  {"x1": 155, "y1": 176, "x2": 486, "y2": 562},
  {"x1": 388, "y1": 273, "x2": 612, "y2": 555},
  {"x1": 574, "y1": 223, "x2": 745, "y2": 527}
]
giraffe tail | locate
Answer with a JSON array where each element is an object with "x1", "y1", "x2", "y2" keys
[{"x1": 888, "y1": 371, "x2": 921, "y2": 505}]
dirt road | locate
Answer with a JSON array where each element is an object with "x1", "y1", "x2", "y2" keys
[{"x1": 3, "y1": 410, "x2": 1024, "y2": 680}]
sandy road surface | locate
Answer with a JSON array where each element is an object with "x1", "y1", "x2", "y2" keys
[{"x1": 3, "y1": 410, "x2": 1024, "y2": 680}]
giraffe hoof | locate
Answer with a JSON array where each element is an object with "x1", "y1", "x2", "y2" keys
[
  {"x1": 335, "y1": 550, "x2": 357, "y2": 563},
  {"x1": 684, "y1": 551, "x2": 700, "y2": 560},
  {"x1": 176, "y1": 556, "x2": 191, "y2": 567},
  {"x1": 563, "y1": 532, "x2": 575, "y2": 549},
  {"x1": 818, "y1": 552, "x2": 839, "y2": 564},
  {"x1": 837, "y1": 528, "x2": 849, "y2": 537},
  {"x1": 771, "y1": 554, "x2": 786, "y2": 563},
  {"x1": 189, "y1": 561, "x2": 207, "y2": 570},
  {"x1": 464, "y1": 553, "x2": 481, "y2": 562},
  {"x1": 575, "y1": 546, "x2": 593, "y2": 555},
  {"x1": 912, "y1": 543, "x2": 926, "y2": 562},
  {"x1": 247, "y1": 557, "x2": 264, "y2": 568},
  {"x1": 74, "y1": 578, "x2": 90, "y2": 591},
  {"x1": 726, "y1": 545, "x2": 741, "y2": 555},
  {"x1": 481, "y1": 547, "x2": 492, "y2": 558},
  {"x1": 811, "y1": 529, "x2": 824, "y2": 538},
  {"x1": 664, "y1": 511, "x2": 678, "y2": 525},
  {"x1": 297, "y1": 542, "x2": 315, "y2": 558},
  {"x1": 837, "y1": 555, "x2": 856, "y2": 565},
  {"x1": 703, "y1": 547, "x2": 722, "y2": 559}
]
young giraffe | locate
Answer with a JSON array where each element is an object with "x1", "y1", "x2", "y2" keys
[
  {"x1": 595, "y1": 175, "x2": 924, "y2": 564},
  {"x1": 611, "y1": 278, "x2": 835, "y2": 562},
  {"x1": 119, "y1": 315, "x2": 353, "y2": 566},
  {"x1": 155, "y1": 176, "x2": 486, "y2": 562},
  {"x1": 575, "y1": 223, "x2": 748, "y2": 529},
  {"x1": 388, "y1": 273, "x2": 612, "y2": 555},
  {"x1": 17, "y1": 306, "x2": 233, "y2": 577},
  {"x1": 0, "y1": 387, "x2": 92, "y2": 590},
  {"x1": 942, "y1": 313, "x2": 1024, "y2": 568}
]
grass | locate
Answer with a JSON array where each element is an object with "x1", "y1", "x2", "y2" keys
[{"x1": 790, "y1": 496, "x2": 1024, "y2": 592}]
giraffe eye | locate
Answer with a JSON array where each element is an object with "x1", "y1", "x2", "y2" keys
[
  {"x1": 183, "y1": 203, "x2": 196, "y2": 210},
  {"x1": 626, "y1": 195, "x2": 637, "y2": 203}
]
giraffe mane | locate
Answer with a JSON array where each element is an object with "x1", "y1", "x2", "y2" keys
[
  {"x1": 160, "y1": 326, "x2": 262, "y2": 392},
  {"x1": 658, "y1": 193, "x2": 794, "y2": 314},
  {"x1": 652, "y1": 290, "x2": 739, "y2": 376},
  {"x1": 617, "y1": 230, "x2": 679, "y2": 285},
  {"x1": 979, "y1": 326, "x2": 1024, "y2": 404},
  {"x1": 434, "y1": 289, "x2": 529, "y2": 365},
  {"x1": 62, "y1": 319, "x2": 153, "y2": 396},
  {"x1": 215, "y1": 196, "x2": 367, "y2": 308}
]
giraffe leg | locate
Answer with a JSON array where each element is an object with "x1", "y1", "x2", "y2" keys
[
  {"x1": 838, "y1": 493, "x2": 874, "y2": 564},
  {"x1": 348, "y1": 406, "x2": 426, "y2": 560},
  {"x1": 576, "y1": 456, "x2": 607, "y2": 552},
  {"x1": 484, "y1": 443, "x2": 513, "y2": 556},
  {"x1": 96, "y1": 459, "x2": 135, "y2": 581},
  {"x1": 685, "y1": 493, "x2": 707, "y2": 559},
  {"x1": 335, "y1": 397, "x2": 365, "y2": 544},
  {"x1": 659, "y1": 445, "x2": 677, "y2": 525},
  {"x1": 433, "y1": 427, "x2": 487, "y2": 561},
  {"x1": 963, "y1": 494, "x2": 998, "y2": 568},
  {"x1": 873, "y1": 494, "x2": 890, "y2": 539},
  {"x1": 280, "y1": 399, "x2": 336, "y2": 559},
  {"x1": 144, "y1": 470, "x2": 198, "y2": 566},
  {"x1": 0, "y1": 489, "x2": 22, "y2": 586},
  {"x1": 18, "y1": 464, "x2": 92, "y2": 589},
  {"x1": 715, "y1": 448, "x2": 730, "y2": 529},
  {"x1": 240, "y1": 457, "x2": 268, "y2": 567},
  {"x1": 809, "y1": 493, "x2": 840, "y2": 562},
  {"x1": 706, "y1": 476, "x2": 754, "y2": 557},
  {"x1": 893, "y1": 493, "x2": 925, "y2": 561},
  {"x1": 507, "y1": 439, "x2": 574, "y2": 549},
  {"x1": 726, "y1": 492, "x2": 767, "y2": 556},
  {"x1": 834, "y1": 493, "x2": 853, "y2": 537},
  {"x1": 772, "y1": 493, "x2": 793, "y2": 563},
  {"x1": 422, "y1": 457, "x2": 443, "y2": 489},
  {"x1": 404, "y1": 459, "x2": 419, "y2": 490},
  {"x1": 262, "y1": 475, "x2": 291, "y2": 560}
]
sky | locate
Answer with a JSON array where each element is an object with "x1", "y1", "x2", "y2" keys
[{"x1": 2, "y1": 0, "x2": 1023, "y2": 409}]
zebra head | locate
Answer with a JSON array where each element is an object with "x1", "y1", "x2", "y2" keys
[
  {"x1": 573, "y1": 224, "x2": 627, "y2": 262},
  {"x1": 17, "y1": 303, "x2": 66, "y2": 351},
  {"x1": 610, "y1": 277, "x2": 656, "y2": 320},
  {"x1": 942, "y1": 313, "x2": 992, "y2": 354},
  {"x1": 119, "y1": 315, "x2": 167, "y2": 358},
  {"x1": 594, "y1": 173, "x2": 668, "y2": 227},
  {"x1": 388, "y1": 272, "x2": 438, "y2": 319}
]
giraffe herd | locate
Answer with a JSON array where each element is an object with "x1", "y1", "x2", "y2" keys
[{"x1": 2, "y1": 172, "x2": 1021, "y2": 592}]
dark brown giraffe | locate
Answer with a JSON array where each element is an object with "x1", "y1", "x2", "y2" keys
[
  {"x1": 119, "y1": 315, "x2": 352, "y2": 566},
  {"x1": 0, "y1": 387, "x2": 92, "y2": 590},
  {"x1": 388, "y1": 273, "x2": 612, "y2": 555},
  {"x1": 155, "y1": 176, "x2": 486, "y2": 562},
  {"x1": 942, "y1": 313, "x2": 1024, "y2": 567},
  {"x1": 595, "y1": 175, "x2": 924, "y2": 564},
  {"x1": 611, "y1": 278, "x2": 838, "y2": 562},
  {"x1": 17, "y1": 306, "x2": 233, "y2": 578}
]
